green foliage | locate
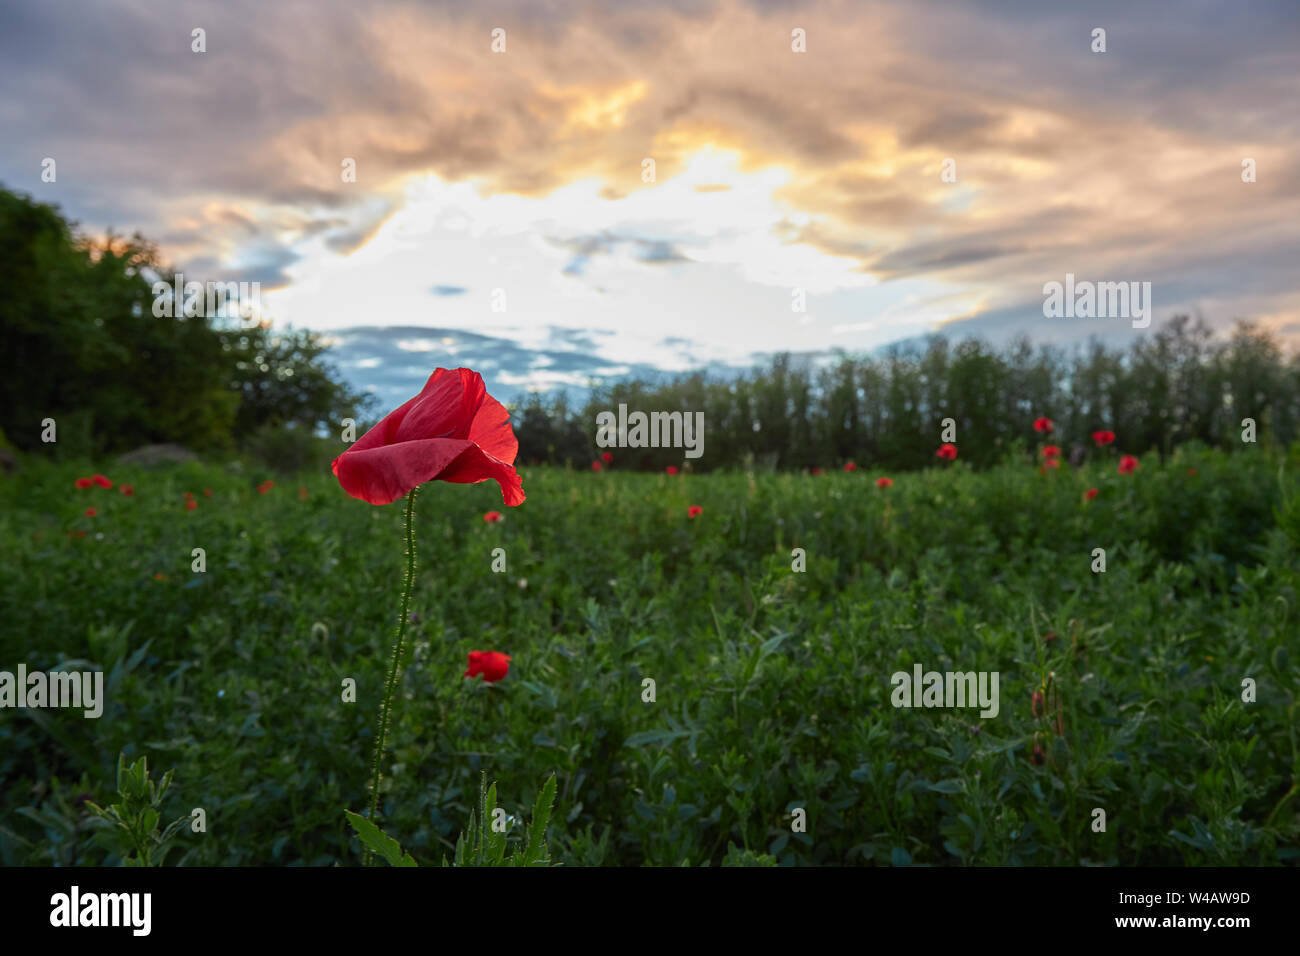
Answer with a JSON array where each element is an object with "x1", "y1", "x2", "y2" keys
[
  {"x1": 344, "y1": 810, "x2": 417, "y2": 866},
  {"x1": 83, "y1": 754, "x2": 189, "y2": 866},
  {"x1": 516, "y1": 318, "x2": 1300, "y2": 471},
  {"x1": 444, "y1": 773, "x2": 558, "y2": 867},
  {"x1": 0, "y1": 185, "x2": 372, "y2": 457},
  {"x1": 1, "y1": 451, "x2": 1297, "y2": 865}
]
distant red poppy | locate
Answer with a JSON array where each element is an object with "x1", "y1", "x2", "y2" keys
[
  {"x1": 154, "y1": 572, "x2": 167, "y2": 581},
  {"x1": 331, "y1": 367, "x2": 524, "y2": 508},
  {"x1": 120, "y1": 484, "x2": 134, "y2": 496},
  {"x1": 91, "y1": 474, "x2": 112, "y2": 489},
  {"x1": 1118, "y1": 454, "x2": 1139, "y2": 475},
  {"x1": 1041, "y1": 445, "x2": 1061, "y2": 458},
  {"x1": 601, "y1": 452, "x2": 613, "y2": 464},
  {"x1": 591, "y1": 461, "x2": 602, "y2": 471},
  {"x1": 1041, "y1": 458, "x2": 1060, "y2": 470},
  {"x1": 186, "y1": 499, "x2": 197, "y2": 511},
  {"x1": 812, "y1": 467, "x2": 823, "y2": 475},
  {"x1": 74, "y1": 477, "x2": 93, "y2": 489},
  {"x1": 936, "y1": 443, "x2": 958, "y2": 460},
  {"x1": 463, "y1": 650, "x2": 511, "y2": 683},
  {"x1": 184, "y1": 491, "x2": 194, "y2": 500},
  {"x1": 666, "y1": 466, "x2": 678, "y2": 475},
  {"x1": 1033, "y1": 417, "x2": 1054, "y2": 434},
  {"x1": 1187, "y1": 467, "x2": 1197, "y2": 477},
  {"x1": 844, "y1": 462, "x2": 857, "y2": 472},
  {"x1": 298, "y1": 486, "x2": 309, "y2": 500},
  {"x1": 1084, "y1": 487, "x2": 1099, "y2": 501},
  {"x1": 258, "y1": 481, "x2": 274, "y2": 494},
  {"x1": 687, "y1": 505, "x2": 703, "y2": 518},
  {"x1": 72, "y1": 530, "x2": 86, "y2": 539},
  {"x1": 84, "y1": 508, "x2": 97, "y2": 517},
  {"x1": 204, "y1": 488, "x2": 213, "y2": 497},
  {"x1": 1092, "y1": 430, "x2": 1116, "y2": 447},
  {"x1": 876, "y1": 476, "x2": 893, "y2": 488},
  {"x1": 483, "y1": 510, "x2": 502, "y2": 523}
]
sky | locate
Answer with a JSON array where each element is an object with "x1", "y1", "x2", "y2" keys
[{"x1": 2, "y1": 0, "x2": 1297, "y2": 407}]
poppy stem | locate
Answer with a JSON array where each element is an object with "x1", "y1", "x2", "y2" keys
[{"x1": 364, "y1": 485, "x2": 419, "y2": 865}]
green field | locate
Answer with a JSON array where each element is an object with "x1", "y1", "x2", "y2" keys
[{"x1": 2, "y1": 447, "x2": 1298, "y2": 866}]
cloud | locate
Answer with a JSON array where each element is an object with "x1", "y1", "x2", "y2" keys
[{"x1": 1, "y1": 0, "x2": 1294, "y2": 351}]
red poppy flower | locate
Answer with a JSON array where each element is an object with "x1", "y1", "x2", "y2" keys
[
  {"x1": 844, "y1": 461, "x2": 857, "y2": 472},
  {"x1": 72, "y1": 530, "x2": 86, "y2": 539},
  {"x1": 74, "y1": 477, "x2": 93, "y2": 489},
  {"x1": 1033, "y1": 417, "x2": 1054, "y2": 434},
  {"x1": 298, "y1": 486, "x2": 309, "y2": 500},
  {"x1": 591, "y1": 460, "x2": 602, "y2": 471},
  {"x1": 666, "y1": 466, "x2": 678, "y2": 475},
  {"x1": 1187, "y1": 467, "x2": 1197, "y2": 477},
  {"x1": 184, "y1": 491, "x2": 194, "y2": 499},
  {"x1": 601, "y1": 452, "x2": 613, "y2": 464},
  {"x1": 331, "y1": 368, "x2": 524, "y2": 508},
  {"x1": 1118, "y1": 454, "x2": 1139, "y2": 475},
  {"x1": 687, "y1": 505, "x2": 703, "y2": 518},
  {"x1": 1092, "y1": 430, "x2": 1116, "y2": 446},
  {"x1": 463, "y1": 650, "x2": 511, "y2": 683},
  {"x1": 936, "y1": 443, "x2": 958, "y2": 460},
  {"x1": 120, "y1": 484, "x2": 134, "y2": 496},
  {"x1": 1041, "y1": 445, "x2": 1061, "y2": 458},
  {"x1": 812, "y1": 467, "x2": 823, "y2": 475},
  {"x1": 875, "y1": 476, "x2": 893, "y2": 488},
  {"x1": 258, "y1": 481, "x2": 274, "y2": 494},
  {"x1": 1041, "y1": 458, "x2": 1060, "y2": 470},
  {"x1": 1084, "y1": 487, "x2": 1099, "y2": 501},
  {"x1": 91, "y1": 474, "x2": 112, "y2": 489},
  {"x1": 204, "y1": 488, "x2": 213, "y2": 497},
  {"x1": 154, "y1": 572, "x2": 167, "y2": 581},
  {"x1": 186, "y1": 499, "x2": 197, "y2": 511},
  {"x1": 483, "y1": 510, "x2": 502, "y2": 523},
  {"x1": 84, "y1": 507, "x2": 97, "y2": 517}
]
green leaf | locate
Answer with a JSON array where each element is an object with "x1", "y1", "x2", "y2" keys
[
  {"x1": 521, "y1": 775, "x2": 557, "y2": 867},
  {"x1": 344, "y1": 811, "x2": 417, "y2": 867}
]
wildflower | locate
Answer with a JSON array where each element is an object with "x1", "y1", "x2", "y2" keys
[
  {"x1": 463, "y1": 650, "x2": 511, "y2": 683},
  {"x1": 331, "y1": 368, "x2": 523, "y2": 507}
]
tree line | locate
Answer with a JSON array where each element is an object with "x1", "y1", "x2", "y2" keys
[
  {"x1": 0, "y1": 186, "x2": 372, "y2": 461},
  {"x1": 514, "y1": 316, "x2": 1300, "y2": 471}
]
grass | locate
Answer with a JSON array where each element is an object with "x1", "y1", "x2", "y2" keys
[{"x1": 1, "y1": 445, "x2": 1297, "y2": 866}]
